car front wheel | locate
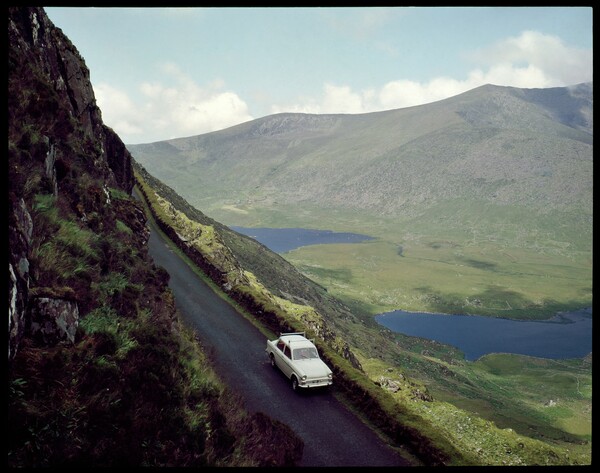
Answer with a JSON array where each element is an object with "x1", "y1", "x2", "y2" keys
[{"x1": 291, "y1": 376, "x2": 299, "y2": 391}]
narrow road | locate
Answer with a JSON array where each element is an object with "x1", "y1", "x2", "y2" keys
[{"x1": 145, "y1": 216, "x2": 412, "y2": 467}]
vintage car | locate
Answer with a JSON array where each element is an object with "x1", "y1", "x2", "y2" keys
[{"x1": 266, "y1": 332, "x2": 333, "y2": 390}]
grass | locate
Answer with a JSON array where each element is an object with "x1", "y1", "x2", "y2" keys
[
  {"x1": 133, "y1": 167, "x2": 592, "y2": 465},
  {"x1": 358, "y1": 354, "x2": 590, "y2": 465},
  {"x1": 31, "y1": 193, "x2": 102, "y2": 285},
  {"x1": 282, "y1": 206, "x2": 591, "y2": 319},
  {"x1": 287, "y1": 239, "x2": 591, "y2": 319},
  {"x1": 471, "y1": 354, "x2": 592, "y2": 438},
  {"x1": 203, "y1": 199, "x2": 592, "y2": 462}
]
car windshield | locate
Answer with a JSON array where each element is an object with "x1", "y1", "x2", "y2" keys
[{"x1": 293, "y1": 347, "x2": 319, "y2": 360}]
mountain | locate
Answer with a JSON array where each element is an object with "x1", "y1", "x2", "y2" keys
[
  {"x1": 128, "y1": 83, "x2": 592, "y2": 223},
  {"x1": 128, "y1": 82, "x2": 592, "y2": 321},
  {"x1": 8, "y1": 7, "x2": 590, "y2": 466},
  {"x1": 8, "y1": 7, "x2": 302, "y2": 467}
]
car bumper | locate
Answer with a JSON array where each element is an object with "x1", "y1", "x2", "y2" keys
[{"x1": 298, "y1": 378, "x2": 333, "y2": 388}]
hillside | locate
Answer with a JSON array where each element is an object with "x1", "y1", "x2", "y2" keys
[
  {"x1": 133, "y1": 161, "x2": 592, "y2": 466},
  {"x1": 128, "y1": 82, "x2": 592, "y2": 320},
  {"x1": 128, "y1": 82, "x2": 592, "y2": 223},
  {"x1": 8, "y1": 7, "x2": 302, "y2": 467}
]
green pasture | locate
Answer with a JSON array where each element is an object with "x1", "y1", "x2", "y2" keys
[
  {"x1": 285, "y1": 235, "x2": 591, "y2": 319},
  {"x1": 471, "y1": 354, "x2": 592, "y2": 438},
  {"x1": 211, "y1": 199, "x2": 591, "y2": 320}
]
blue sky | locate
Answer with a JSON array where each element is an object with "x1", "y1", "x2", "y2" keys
[{"x1": 45, "y1": 6, "x2": 593, "y2": 144}]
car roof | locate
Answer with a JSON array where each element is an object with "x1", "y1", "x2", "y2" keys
[{"x1": 279, "y1": 334, "x2": 315, "y2": 348}]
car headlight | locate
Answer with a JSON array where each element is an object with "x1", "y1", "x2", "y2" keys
[
  {"x1": 301, "y1": 375, "x2": 307, "y2": 380},
  {"x1": 328, "y1": 373, "x2": 333, "y2": 379}
]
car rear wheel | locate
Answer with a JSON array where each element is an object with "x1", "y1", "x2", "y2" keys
[
  {"x1": 270, "y1": 354, "x2": 276, "y2": 368},
  {"x1": 291, "y1": 376, "x2": 299, "y2": 391}
]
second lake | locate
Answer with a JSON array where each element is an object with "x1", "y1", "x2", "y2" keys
[{"x1": 375, "y1": 307, "x2": 592, "y2": 361}]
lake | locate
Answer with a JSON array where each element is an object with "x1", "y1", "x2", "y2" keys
[
  {"x1": 230, "y1": 226, "x2": 375, "y2": 253},
  {"x1": 375, "y1": 307, "x2": 592, "y2": 361}
]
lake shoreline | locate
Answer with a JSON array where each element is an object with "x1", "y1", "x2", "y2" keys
[
  {"x1": 375, "y1": 307, "x2": 592, "y2": 361},
  {"x1": 375, "y1": 306, "x2": 592, "y2": 324},
  {"x1": 229, "y1": 225, "x2": 375, "y2": 253}
]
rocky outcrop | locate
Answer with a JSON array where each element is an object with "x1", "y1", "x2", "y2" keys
[
  {"x1": 8, "y1": 7, "x2": 134, "y2": 193},
  {"x1": 29, "y1": 296, "x2": 79, "y2": 345},
  {"x1": 8, "y1": 199, "x2": 34, "y2": 360}
]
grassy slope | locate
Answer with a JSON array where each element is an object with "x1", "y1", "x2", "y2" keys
[{"x1": 134, "y1": 162, "x2": 591, "y2": 465}]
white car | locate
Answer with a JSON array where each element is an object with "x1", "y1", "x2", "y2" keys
[{"x1": 266, "y1": 332, "x2": 333, "y2": 391}]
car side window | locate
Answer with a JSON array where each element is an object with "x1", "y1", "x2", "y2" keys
[
  {"x1": 277, "y1": 341, "x2": 285, "y2": 352},
  {"x1": 283, "y1": 346, "x2": 291, "y2": 359}
]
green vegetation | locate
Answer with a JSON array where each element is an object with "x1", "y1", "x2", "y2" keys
[
  {"x1": 10, "y1": 176, "x2": 303, "y2": 466},
  {"x1": 9, "y1": 303, "x2": 303, "y2": 467},
  {"x1": 285, "y1": 212, "x2": 591, "y2": 319},
  {"x1": 133, "y1": 164, "x2": 591, "y2": 465},
  {"x1": 10, "y1": 176, "x2": 304, "y2": 467}
]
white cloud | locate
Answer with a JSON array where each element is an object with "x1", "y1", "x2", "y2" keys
[
  {"x1": 94, "y1": 82, "x2": 145, "y2": 136},
  {"x1": 271, "y1": 30, "x2": 592, "y2": 116},
  {"x1": 271, "y1": 84, "x2": 372, "y2": 115},
  {"x1": 94, "y1": 63, "x2": 253, "y2": 144},
  {"x1": 95, "y1": 31, "x2": 591, "y2": 143},
  {"x1": 469, "y1": 30, "x2": 592, "y2": 87}
]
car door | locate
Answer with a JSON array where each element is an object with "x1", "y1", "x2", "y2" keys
[{"x1": 279, "y1": 344, "x2": 295, "y2": 378}]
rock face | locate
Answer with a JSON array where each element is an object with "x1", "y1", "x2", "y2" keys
[
  {"x1": 29, "y1": 297, "x2": 79, "y2": 345},
  {"x1": 8, "y1": 200, "x2": 33, "y2": 360},
  {"x1": 8, "y1": 7, "x2": 134, "y2": 193},
  {"x1": 8, "y1": 7, "x2": 134, "y2": 361}
]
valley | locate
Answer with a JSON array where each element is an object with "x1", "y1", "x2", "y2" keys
[
  {"x1": 10, "y1": 6, "x2": 592, "y2": 466},
  {"x1": 189, "y1": 198, "x2": 592, "y2": 321},
  {"x1": 128, "y1": 83, "x2": 592, "y2": 462},
  {"x1": 129, "y1": 84, "x2": 592, "y2": 322},
  {"x1": 134, "y1": 163, "x2": 592, "y2": 464}
]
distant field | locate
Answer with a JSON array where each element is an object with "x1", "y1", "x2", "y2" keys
[
  {"x1": 213, "y1": 200, "x2": 592, "y2": 320},
  {"x1": 427, "y1": 355, "x2": 592, "y2": 450},
  {"x1": 470, "y1": 354, "x2": 592, "y2": 440}
]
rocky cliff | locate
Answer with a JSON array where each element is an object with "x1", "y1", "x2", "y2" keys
[
  {"x1": 8, "y1": 8, "x2": 302, "y2": 467},
  {"x1": 8, "y1": 7, "x2": 134, "y2": 361}
]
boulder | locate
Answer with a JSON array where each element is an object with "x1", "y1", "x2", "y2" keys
[{"x1": 28, "y1": 297, "x2": 79, "y2": 345}]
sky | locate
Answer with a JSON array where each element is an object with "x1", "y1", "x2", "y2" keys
[{"x1": 44, "y1": 6, "x2": 593, "y2": 145}]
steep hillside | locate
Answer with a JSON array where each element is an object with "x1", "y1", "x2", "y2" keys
[
  {"x1": 8, "y1": 7, "x2": 302, "y2": 467},
  {"x1": 128, "y1": 83, "x2": 592, "y2": 222},
  {"x1": 134, "y1": 162, "x2": 381, "y2": 350},
  {"x1": 128, "y1": 83, "x2": 592, "y2": 320}
]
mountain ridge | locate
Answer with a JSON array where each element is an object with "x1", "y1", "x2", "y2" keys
[{"x1": 128, "y1": 82, "x2": 592, "y2": 225}]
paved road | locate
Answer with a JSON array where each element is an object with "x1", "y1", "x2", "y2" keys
[{"x1": 146, "y1": 216, "x2": 411, "y2": 467}]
